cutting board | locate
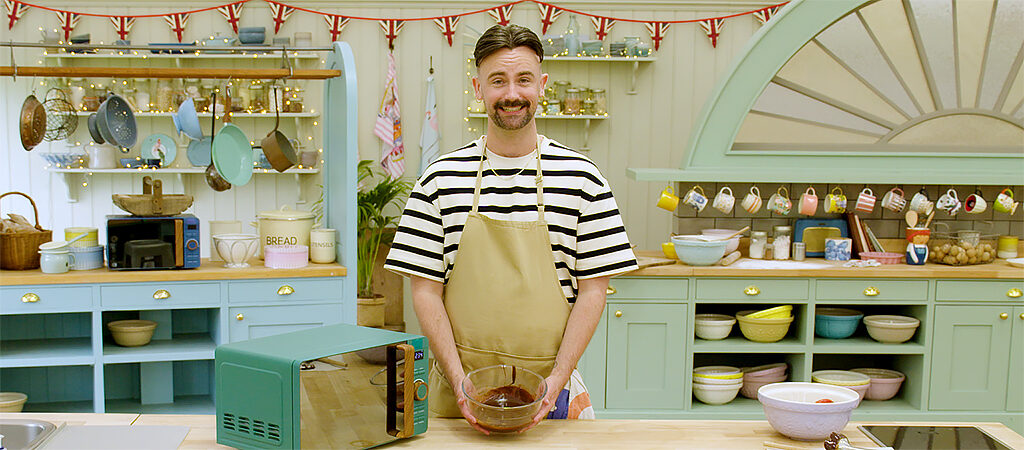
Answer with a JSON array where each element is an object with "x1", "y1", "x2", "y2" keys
[
  {"x1": 636, "y1": 256, "x2": 676, "y2": 269},
  {"x1": 795, "y1": 218, "x2": 850, "y2": 257}
]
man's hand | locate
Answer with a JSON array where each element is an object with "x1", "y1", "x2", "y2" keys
[
  {"x1": 453, "y1": 375, "x2": 491, "y2": 435},
  {"x1": 519, "y1": 372, "x2": 569, "y2": 433}
]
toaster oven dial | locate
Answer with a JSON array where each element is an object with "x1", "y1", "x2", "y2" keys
[
  {"x1": 413, "y1": 379, "x2": 429, "y2": 401},
  {"x1": 186, "y1": 239, "x2": 199, "y2": 251}
]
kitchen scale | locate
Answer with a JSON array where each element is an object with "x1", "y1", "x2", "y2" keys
[{"x1": 858, "y1": 425, "x2": 1013, "y2": 450}]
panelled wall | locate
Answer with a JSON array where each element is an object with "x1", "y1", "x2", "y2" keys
[{"x1": 1, "y1": 0, "x2": 771, "y2": 252}]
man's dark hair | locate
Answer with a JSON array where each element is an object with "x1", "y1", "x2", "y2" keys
[{"x1": 473, "y1": 24, "x2": 544, "y2": 67}]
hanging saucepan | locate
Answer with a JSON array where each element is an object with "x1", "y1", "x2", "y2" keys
[
  {"x1": 20, "y1": 94, "x2": 47, "y2": 151},
  {"x1": 204, "y1": 93, "x2": 231, "y2": 192},
  {"x1": 211, "y1": 87, "x2": 254, "y2": 186},
  {"x1": 95, "y1": 93, "x2": 138, "y2": 150},
  {"x1": 261, "y1": 87, "x2": 297, "y2": 172}
]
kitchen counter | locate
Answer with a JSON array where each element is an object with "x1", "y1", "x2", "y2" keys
[
  {"x1": 3, "y1": 413, "x2": 1023, "y2": 449},
  {"x1": 0, "y1": 258, "x2": 346, "y2": 286}
]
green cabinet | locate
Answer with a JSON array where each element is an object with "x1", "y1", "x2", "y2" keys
[
  {"x1": 605, "y1": 302, "x2": 686, "y2": 409},
  {"x1": 1008, "y1": 306, "x2": 1024, "y2": 412},
  {"x1": 929, "y1": 305, "x2": 1013, "y2": 411},
  {"x1": 228, "y1": 304, "x2": 343, "y2": 342}
]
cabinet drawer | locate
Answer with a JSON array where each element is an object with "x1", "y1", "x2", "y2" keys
[
  {"x1": 936, "y1": 280, "x2": 1024, "y2": 302},
  {"x1": 0, "y1": 286, "x2": 93, "y2": 314},
  {"x1": 816, "y1": 280, "x2": 928, "y2": 301},
  {"x1": 606, "y1": 277, "x2": 687, "y2": 300},
  {"x1": 227, "y1": 278, "x2": 343, "y2": 304},
  {"x1": 229, "y1": 304, "x2": 343, "y2": 342},
  {"x1": 695, "y1": 278, "x2": 808, "y2": 301},
  {"x1": 101, "y1": 283, "x2": 220, "y2": 309}
]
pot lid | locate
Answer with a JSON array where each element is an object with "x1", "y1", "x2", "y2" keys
[{"x1": 257, "y1": 206, "x2": 313, "y2": 220}]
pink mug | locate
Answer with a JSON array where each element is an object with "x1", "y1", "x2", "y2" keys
[
  {"x1": 799, "y1": 187, "x2": 818, "y2": 215},
  {"x1": 882, "y1": 188, "x2": 906, "y2": 212},
  {"x1": 855, "y1": 188, "x2": 875, "y2": 214}
]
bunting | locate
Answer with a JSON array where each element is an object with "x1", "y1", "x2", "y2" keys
[
  {"x1": 324, "y1": 14, "x2": 349, "y2": 42},
  {"x1": 267, "y1": 0, "x2": 295, "y2": 33},
  {"x1": 434, "y1": 16, "x2": 459, "y2": 47},
  {"x1": 488, "y1": 4, "x2": 514, "y2": 26},
  {"x1": 753, "y1": 6, "x2": 780, "y2": 25},
  {"x1": 379, "y1": 19, "x2": 403, "y2": 50},
  {"x1": 537, "y1": 3, "x2": 561, "y2": 35},
  {"x1": 5, "y1": 0, "x2": 28, "y2": 30},
  {"x1": 699, "y1": 17, "x2": 724, "y2": 48},
  {"x1": 109, "y1": 16, "x2": 135, "y2": 40},
  {"x1": 217, "y1": 2, "x2": 244, "y2": 33},
  {"x1": 589, "y1": 16, "x2": 615, "y2": 41},
  {"x1": 55, "y1": 10, "x2": 78, "y2": 41},
  {"x1": 645, "y1": 21, "x2": 670, "y2": 51},
  {"x1": 164, "y1": 12, "x2": 189, "y2": 42}
]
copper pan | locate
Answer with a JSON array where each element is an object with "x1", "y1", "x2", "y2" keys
[
  {"x1": 261, "y1": 87, "x2": 297, "y2": 172},
  {"x1": 20, "y1": 94, "x2": 46, "y2": 151}
]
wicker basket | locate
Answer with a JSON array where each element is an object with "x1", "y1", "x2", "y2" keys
[
  {"x1": 112, "y1": 176, "x2": 193, "y2": 216},
  {"x1": 0, "y1": 192, "x2": 53, "y2": 270}
]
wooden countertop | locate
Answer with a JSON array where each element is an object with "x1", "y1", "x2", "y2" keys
[
  {"x1": 0, "y1": 258, "x2": 346, "y2": 286},
  {"x1": 626, "y1": 251, "x2": 1024, "y2": 278},
  {"x1": 3, "y1": 413, "x2": 1022, "y2": 449}
]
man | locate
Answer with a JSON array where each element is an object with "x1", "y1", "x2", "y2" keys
[{"x1": 384, "y1": 24, "x2": 637, "y2": 433}]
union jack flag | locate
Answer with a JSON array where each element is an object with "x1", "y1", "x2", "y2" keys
[
  {"x1": 754, "y1": 6, "x2": 780, "y2": 25},
  {"x1": 379, "y1": 19, "x2": 403, "y2": 50},
  {"x1": 267, "y1": 1, "x2": 295, "y2": 33},
  {"x1": 324, "y1": 14, "x2": 349, "y2": 42},
  {"x1": 537, "y1": 3, "x2": 561, "y2": 35},
  {"x1": 110, "y1": 16, "x2": 135, "y2": 40},
  {"x1": 590, "y1": 16, "x2": 615, "y2": 41},
  {"x1": 645, "y1": 22, "x2": 670, "y2": 51},
  {"x1": 434, "y1": 16, "x2": 459, "y2": 47},
  {"x1": 699, "y1": 17, "x2": 724, "y2": 48},
  {"x1": 55, "y1": 10, "x2": 79, "y2": 41},
  {"x1": 164, "y1": 13, "x2": 189, "y2": 43},
  {"x1": 217, "y1": 2, "x2": 244, "y2": 34},
  {"x1": 5, "y1": 0, "x2": 28, "y2": 30},
  {"x1": 488, "y1": 4, "x2": 514, "y2": 26}
]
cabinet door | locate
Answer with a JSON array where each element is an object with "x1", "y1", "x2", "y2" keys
[
  {"x1": 576, "y1": 308, "x2": 607, "y2": 409},
  {"x1": 605, "y1": 303, "x2": 686, "y2": 409},
  {"x1": 229, "y1": 304, "x2": 343, "y2": 342},
  {"x1": 1008, "y1": 306, "x2": 1024, "y2": 412},
  {"x1": 930, "y1": 306, "x2": 1012, "y2": 411}
]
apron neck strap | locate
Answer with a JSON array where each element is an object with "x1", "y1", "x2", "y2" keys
[{"x1": 472, "y1": 135, "x2": 545, "y2": 216}]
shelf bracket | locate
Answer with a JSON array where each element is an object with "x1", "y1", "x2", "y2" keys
[
  {"x1": 581, "y1": 118, "x2": 592, "y2": 151},
  {"x1": 627, "y1": 61, "x2": 639, "y2": 95},
  {"x1": 60, "y1": 172, "x2": 86, "y2": 203},
  {"x1": 295, "y1": 174, "x2": 307, "y2": 204}
]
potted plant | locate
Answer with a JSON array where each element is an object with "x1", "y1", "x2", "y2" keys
[{"x1": 356, "y1": 160, "x2": 412, "y2": 327}]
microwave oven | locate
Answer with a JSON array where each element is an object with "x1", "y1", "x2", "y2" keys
[
  {"x1": 106, "y1": 214, "x2": 200, "y2": 270},
  {"x1": 215, "y1": 323, "x2": 429, "y2": 449}
]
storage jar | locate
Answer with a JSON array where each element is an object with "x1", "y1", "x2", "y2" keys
[{"x1": 255, "y1": 207, "x2": 314, "y2": 259}]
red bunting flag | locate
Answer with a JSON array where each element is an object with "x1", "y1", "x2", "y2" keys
[
  {"x1": 379, "y1": 19, "x2": 403, "y2": 50},
  {"x1": 645, "y1": 22, "x2": 670, "y2": 51},
  {"x1": 488, "y1": 4, "x2": 514, "y2": 26},
  {"x1": 753, "y1": 6, "x2": 780, "y2": 25},
  {"x1": 590, "y1": 16, "x2": 615, "y2": 41},
  {"x1": 434, "y1": 16, "x2": 459, "y2": 47},
  {"x1": 537, "y1": 3, "x2": 561, "y2": 35},
  {"x1": 699, "y1": 17, "x2": 724, "y2": 48},
  {"x1": 217, "y1": 2, "x2": 244, "y2": 34},
  {"x1": 5, "y1": 0, "x2": 28, "y2": 30},
  {"x1": 110, "y1": 16, "x2": 135, "y2": 40},
  {"x1": 55, "y1": 10, "x2": 79, "y2": 41},
  {"x1": 267, "y1": 1, "x2": 295, "y2": 33},
  {"x1": 164, "y1": 12, "x2": 189, "y2": 43},
  {"x1": 324, "y1": 14, "x2": 349, "y2": 42}
]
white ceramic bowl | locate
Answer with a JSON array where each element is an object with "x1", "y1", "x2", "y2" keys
[
  {"x1": 863, "y1": 315, "x2": 920, "y2": 343},
  {"x1": 212, "y1": 233, "x2": 260, "y2": 268},
  {"x1": 757, "y1": 382, "x2": 860, "y2": 441},
  {"x1": 671, "y1": 236, "x2": 728, "y2": 266},
  {"x1": 693, "y1": 382, "x2": 741, "y2": 405},
  {"x1": 692, "y1": 376, "x2": 744, "y2": 386},
  {"x1": 693, "y1": 365, "x2": 742, "y2": 380},
  {"x1": 694, "y1": 313, "x2": 736, "y2": 340},
  {"x1": 701, "y1": 229, "x2": 741, "y2": 254}
]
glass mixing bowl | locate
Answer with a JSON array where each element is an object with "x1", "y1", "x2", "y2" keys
[{"x1": 462, "y1": 365, "x2": 547, "y2": 433}]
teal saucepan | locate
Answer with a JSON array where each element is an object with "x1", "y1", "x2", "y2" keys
[{"x1": 212, "y1": 90, "x2": 253, "y2": 186}]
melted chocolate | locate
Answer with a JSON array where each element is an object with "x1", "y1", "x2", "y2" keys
[{"x1": 478, "y1": 385, "x2": 535, "y2": 408}]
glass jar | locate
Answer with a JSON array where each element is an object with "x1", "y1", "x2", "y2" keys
[
  {"x1": 286, "y1": 85, "x2": 303, "y2": 112},
  {"x1": 267, "y1": 82, "x2": 285, "y2": 113},
  {"x1": 68, "y1": 78, "x2": 87, "y2": 111},
  {"x1": 184, "y1": 78, "x2": 201, "y2": 100},
  {"x1": 545, "y1": 99, "x2": 561, "y2": 115},
  {"x1": 134, "y1": 79, "x2": 151, "y2": 112},
  {"x1": 591, "y1": 88, "x2": 607, "y2": 115},
  {"x1": 155, "y1": 79, "x2": 174, "y2": 112},
  {"x1": 250, "y1": 80, "x2": 269, "y2": 112},
  {"x1": 582, "y1": 99, "x2": 596, "y2": 116},
  {"x1": 553, "y1": 80, "x2": 571, "y2": 102},
  {"x1": 563, "y1": 88, "x2": 582, "y2": 114},
  {"x1": 750, "y1": 231, "x2": 767, "y2": 259},
  {"x1": 773, "y1": 225, "x2": 792, "y2": 260}
]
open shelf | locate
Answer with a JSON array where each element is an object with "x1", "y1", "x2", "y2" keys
[
  {"x1": 104, "y1": 359, "x2": 215, "y2": 414},
  {"x1": 1, "y1": 365, "x2": 94, "y2": 409},
  {"x1": 693, "y1": 336, "x2": 805, "y2": 353},
  {"x1": 0, "y1": 337, "x2": 93, "y2": 367},
  {"x1": 105, "y1": 394, "x2": 214, "y2": 414},
  {"x1": 812, "y1": 336, "x2": 926, "y2": 354},
  {"x1": 22, "y1": 400, "x2": 96, "y2": 413},
  {"x1": 690, "y1": 396, "x2": 764, "y2": 414},
  {"x1": 103, "y1": 333, "x2": 216, "y2": 363}
]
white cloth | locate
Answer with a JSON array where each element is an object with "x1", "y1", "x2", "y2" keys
[
  {"x1": 419, "y1": 74, "x2": 441, "y2": 176},
  {"x1": 374, "y1": 52, "x2": 405, "y2": 178}
]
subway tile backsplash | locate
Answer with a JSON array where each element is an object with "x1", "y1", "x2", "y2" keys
[{"x1": 672, "y1": 183, "x2": 1024, "y2": 239}]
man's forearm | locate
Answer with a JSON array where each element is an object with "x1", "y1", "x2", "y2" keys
[
  {"x1": 410, "y1": 276, "x2": 466, "y2": 384},
  {"x1": 551, "y1": 276, "x2": 609, "y2": 381}
]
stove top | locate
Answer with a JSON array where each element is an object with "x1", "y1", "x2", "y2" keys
[{"x1": 858, "y1": 425, "x2": 1012, "y2": 450}]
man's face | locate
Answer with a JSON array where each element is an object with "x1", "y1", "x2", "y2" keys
[{"x1": 472, "y1": 47, "x2": 547, "y2": 131}]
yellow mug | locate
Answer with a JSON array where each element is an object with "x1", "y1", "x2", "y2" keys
[
  {"x1": 657, "y1": 186, "x2": 680, "y2": 211},
  {"x1": 662, "y1": 242, "x2": 677, "y2": 259}
]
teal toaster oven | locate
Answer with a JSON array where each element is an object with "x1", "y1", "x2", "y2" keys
[{"x1": 215, "y1": 323, "x2": 429, "y2": 449}]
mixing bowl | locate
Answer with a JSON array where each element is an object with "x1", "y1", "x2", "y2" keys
[
  {"x1": 671, "y1": 236, "x2": 728, "y2": 266},
  {"x1": 212, "y1": 233, "x2": 260, "y2": 268},
  {"x1": 693, "y1": 382, "x2": 742, "y2": 405},
  {"x1": 863, "y1": 315, "x2": 920, "y2": 343},
  {"x1": 851, "y1": 368, "x2": 905, "y2": 400},
  {"x1": 736, "y1": 311, "x2": 794, "y2": 343},
  {"x1": 701, "y1": 229, "x2": 741, "y2": 254},
  {"x1": 0, "y1": 392, "x2": 28, "y2": 412},
  {"x1": 463, "y1": 365, "x2": 546, "y2": 433},
  {"x1": 107, "y1": 320, "x2": 157, "y2": 347},
  {"x1": 757, "y1": 382, "x2": 859, "y2": 441},
  {"x1": 694, "y1": 313, "x2": 736, "y2": 340},
  {"x1": 815, "y1": 307, "x2": 863, "y2": 339}
]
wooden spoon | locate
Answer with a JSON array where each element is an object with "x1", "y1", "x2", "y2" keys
[
  {"x1": 905, "y1": 210, "x2": 918, "y2": 228},
  {"x1": 923, "y1": 210, "x2": 936, "y2": 229}
]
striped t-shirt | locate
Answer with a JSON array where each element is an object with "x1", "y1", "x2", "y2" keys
[{"x1": 384, "y1": 135, "x2": 638, "y2": 303}]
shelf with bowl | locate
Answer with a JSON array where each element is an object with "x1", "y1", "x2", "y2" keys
[
  {"x1": 811, "y1": 336, "x2": 926, "y2": 354},
  {"x1": 102, "y1": 333, "x2": 217, "y2": 364},
  {"x1": 691, "y1": 336, "x2": 806, "y2": 353}
]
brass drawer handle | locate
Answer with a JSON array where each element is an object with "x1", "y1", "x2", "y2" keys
[
  {"x1": 153, "y1": 289, "x2": 171, "y2": 300},
  {"x1": 278, "y1": 285, "x2": 294, "y2": 296},
  {"x1": 1000, "y1": 313, "x2": 1009, "y2": 320},
  {"x1": 236, "y1": 313, "x2": 244, "y2": 321},
  {"x1": 1020, "y1": 313, "x2": 1024, "y2": 320},
  {"x1": 1008, "y1": 288, "x2": 1022, "y2": 298},
  {"x1": 21, "y1": 293, "x2": 40, "y2": 303},
  {"x1": 744, "y1": 286, "x2": 760, "y2": 296},
  {"x1": 614, "y1": 310, "x2": 623, "y2": 318},
  {"x1": 606, "y1": 286, "x2": 616, "y2": 295},
  {"x1": 863, "y1": 287, "x2": 879, "y2": 297}
]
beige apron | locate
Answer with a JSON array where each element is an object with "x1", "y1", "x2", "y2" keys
[{"x1": 429, "y1": 136, "x2": 572, "y2": 417}]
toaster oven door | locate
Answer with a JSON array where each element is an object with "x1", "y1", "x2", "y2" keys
[{"x1": 300, "y1": 343, "x2": 416, "y2": 449}]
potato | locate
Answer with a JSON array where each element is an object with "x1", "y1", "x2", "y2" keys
[
  {"x1": 941, "y1": 243, "x2": 951, "y2": 252},
  {"x1": 944, "y1": 255, "x2": 957, "y2": 264},
  {"x1": 968, "y1": 256, "x2": 977, "y2": 264},
  {"x1": 981, "y1": 251, "x2": 991, "y2": 262},
  {"x1": 949, "y1": 246, "x2": 961, "y2": 256},
  {"x1": 957, "y1": 252, "x2": 969, "y2": 263},
  {"x1": 960, "y1": 241, "x2": 975, "y2": 250}
]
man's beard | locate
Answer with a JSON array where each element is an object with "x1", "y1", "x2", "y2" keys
[{"x1": 488, "y1": 99, "x2": 535, "y2": 130}]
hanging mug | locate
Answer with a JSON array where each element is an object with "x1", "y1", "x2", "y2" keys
[
  {"x1": 964, "y1": 190, "x2": 988, "y2": 214},
  {"x1": 799, "y1": 187, "x2": 818, "y2": 215},
  {"x1": 741, "y1": 186, "x2": 763, "y2": 214},
  {"x1": 855, "y1": 188, "x2": 876, "y2": 214},
  {"x1": 909, "y1": 189, "x2": 934, "y2": 215},
  {"x1": 881, "y1": 188, "x2": 906, "y2": 212},
  {"x1": 767, "y1": 186, "x2": 792, "y2": 215},
  {"x1": 824, "y1": 187, "x2": 847, "y2": 214},
  {"x1": 683, "y1": 185, "x2": 709, "y2": 212},
  {"x1": 712, "y1": 187, "x2": 735, "y2": 214},
  {"x1": 936, "y1": 189, "x2": 961, "y2": 215},
  {"x1": 994, "y1": 188, "x2": 1018, "y2": 215},
  {"x1": 656, "y1": 186, "x2": 680, "y2": 211}
]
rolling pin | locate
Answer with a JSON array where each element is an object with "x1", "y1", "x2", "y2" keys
[{"x1": 718, "y1": 251, "x2": 741, "y2": 266}]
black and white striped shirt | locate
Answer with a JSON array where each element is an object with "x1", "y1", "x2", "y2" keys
[{"x1": 384, "y1": 136, "x2": 638, "y2": 303}]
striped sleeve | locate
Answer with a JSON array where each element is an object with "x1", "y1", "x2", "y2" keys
[
  {"x1": 574, "y1": 173, "x2": 638, "y2": 279},
  {"x1": 384, "y1": 174, "x2": 446, "y2": 282}
]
